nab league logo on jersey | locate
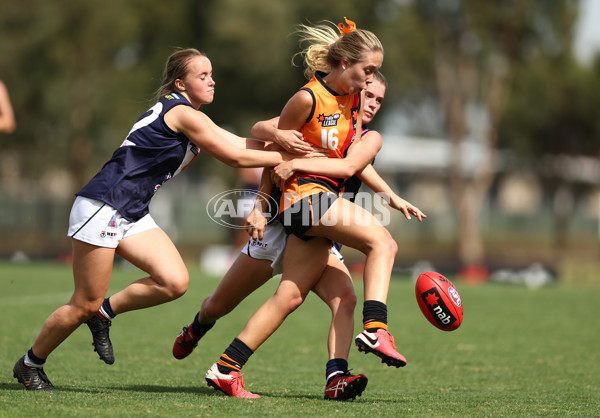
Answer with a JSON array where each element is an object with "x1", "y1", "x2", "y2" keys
[{"x1": 317, "y1": 113, "x2": 340, "y2": 127}]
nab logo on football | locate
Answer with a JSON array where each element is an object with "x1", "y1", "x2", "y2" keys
[
  {"x1": 206, "y1": 189, "x2": 279, "y2": 229},
  {"x1": 420, "y1": 287, "x2": 457, "y2": 328}
]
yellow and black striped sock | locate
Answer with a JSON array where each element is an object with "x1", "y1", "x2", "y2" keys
[
  {"x1": 216, "y1": 338, "x2": 253, "y2": 374},
  {"x1": 363, "y1": 300, "x2": 388, "y2": 332},
  {"x1": 364, "y1": 319, "x2": 388, "y2": 332}
]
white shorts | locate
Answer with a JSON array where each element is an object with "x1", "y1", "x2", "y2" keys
[
  {"x1": 241, "y1": 220, "x2": 288, "y2": 275},
  {"x1": 240, "y1": 220, "x2": 344, "y2": 276},
  {"x1": 67, "y1": 196, "x2": 159, "y2": 248},
  {"x1": 331, "y1": 245, "x2": 344, "y2": 263}
]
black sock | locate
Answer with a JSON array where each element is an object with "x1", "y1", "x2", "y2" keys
[
  {"x1": 325, "y1": 358, "x2": 348, "y2": 384},
  {"x1": 363, "y1": 300, "x2": 388, "y2": 332},
  {"x1": 191, "y1": 312, "x2": 215, "y2": 338},
  {"x1": 217, "y1": 338, "x2": 254, "y2": 374}
]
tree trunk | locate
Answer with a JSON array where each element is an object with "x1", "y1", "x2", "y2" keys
[{"x1": 433, "y1": 22, "x2": 511, "y2": 280}]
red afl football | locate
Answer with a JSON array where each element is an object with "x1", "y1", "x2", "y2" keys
[{"x1": 415, "y1": 271, "x2": 463, "y2": 331}]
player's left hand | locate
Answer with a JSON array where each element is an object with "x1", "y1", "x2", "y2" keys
[
  {"x1": 273, "y1": 129, "x2": 312, "y2": 154},
  {"x1": 385, "y1": 193, "x2": 427, "y2": 222},
  {"x1": 246, "y1": 207, "x2": 268, "y2": 240},
  {"x1": 273, "y1": 160, "x2": 295, "y2": 184}
]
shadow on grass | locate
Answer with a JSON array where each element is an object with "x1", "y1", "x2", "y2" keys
[
  {"x1": 0, "y1": 382, "x2": 37, "y2": 392},
  {"x1": 1, "y1": 381, "x2": 401, "y2": 402},
  {"x1": 254, "y1": 391, "x2": 398, "y2": 404},
  {"x1": 109, "y1": 384, "x2": 204, "y2": 394},
  {"x1": 0, "y1": 382, "x2": 201, "y2": 394},
  {"x1": 107, "y1": 385, "x2": 326, "y2": 400}
]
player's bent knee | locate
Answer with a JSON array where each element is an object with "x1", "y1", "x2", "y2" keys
[
  {"x1": 363, "y1": 228, "x2": 397, "y2": 256},
  {"x1": 339, "y1": 288, "x2": 357, "y2": 311},
  {"x1": 71, "y1": 299, "x2": 104, "y2": 322},
  {"x1": 169, "y1": 280, "x2": 188, "y2": 300},
  {"x1": 373, "y1": 232, "x2": 397, "y2": 258},
  {"x1": 161, "y1": 272, "x2": 189, "y2": 300},
  {"x1": 386, "y1": 237, "x2": 398, "y2": 257},
  {"x1": 285, "y1": 294, "x2": 305, "y2": 313},
  {"x1": 328, "y1": 287, "x2": 357, "y2": 316}
]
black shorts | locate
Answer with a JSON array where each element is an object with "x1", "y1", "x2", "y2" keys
[{"x1": 280, "y1": 191, "x2": 338, "y2": 241}]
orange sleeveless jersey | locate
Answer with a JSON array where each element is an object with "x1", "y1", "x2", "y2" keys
[{"x1": 280, "y1": 72, "x2": 361, "y2": 213}]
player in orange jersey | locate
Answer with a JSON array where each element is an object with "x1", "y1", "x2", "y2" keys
[
  {"x1": 205, "y1": 18, "x2": 425, "y2": 399},
  {"x1": 175, "y1": 72, "x2": 419, "y2": 400}
]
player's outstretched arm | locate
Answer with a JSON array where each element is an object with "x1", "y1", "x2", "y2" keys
[
  {"x1": 273, "y1": 130, "x2": 380, "y2": 182},
  {"x1": 165, "y1": 105, "x2": 292, "y2": 168},
  {"x1": 357, "y1": 164, "x2": 427, "y2": 222},
  {"x1": 251, "y1": 117, "x2": 312, "y2": 154}
]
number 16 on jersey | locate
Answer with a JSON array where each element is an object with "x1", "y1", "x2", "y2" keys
[{"x1": 321, "y1": 128, "x2": 339, "y2": 150}]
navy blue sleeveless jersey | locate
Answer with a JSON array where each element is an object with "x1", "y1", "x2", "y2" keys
[
  {"x1": 333, "y1": 126, "x2": 375, "y2": 254},
  {"x1": 342, "y1": 125, "x2": 374, "y2": 202},
  {"x1": 77, "y1": 93, "x2": 199, "y2": 221}
]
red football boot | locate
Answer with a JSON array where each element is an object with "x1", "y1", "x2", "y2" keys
[{"x1": 355, "y1": 329, "x2": 407, "y2": 368}]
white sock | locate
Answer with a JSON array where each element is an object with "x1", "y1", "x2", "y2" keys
[
  {"x1": 24, "y1": 354, "x2": 44, "y2": 368},
  {"x1": 98, "y1": 306, "x2": 112, "y2": 321},
  {"x1": 326, "y1": 370, "x2": 343, "y2": 383}
]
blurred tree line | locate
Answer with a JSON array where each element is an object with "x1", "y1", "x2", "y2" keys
[{"x1": 0, "y1": 0, "x2": 598, "y2": 272}]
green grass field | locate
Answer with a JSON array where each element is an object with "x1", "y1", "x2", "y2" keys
[{"x1": 1, "y1": 261, "x2": 599, "y2": 416}]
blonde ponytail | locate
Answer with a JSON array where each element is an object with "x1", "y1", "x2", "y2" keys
[{"x1": 293, "y1": 18, "x2": 383, "y2": 79}]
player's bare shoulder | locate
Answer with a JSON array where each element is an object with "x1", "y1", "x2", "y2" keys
[
  {"x1": 362, "y1": 129, "x2": 383, "y2": 148},
  {"x1": 164, "y1": 103, "x2": 205, "y2": 134},
  {"x1": 279, "y1": 89, "x2": 313, "y2": 129}
]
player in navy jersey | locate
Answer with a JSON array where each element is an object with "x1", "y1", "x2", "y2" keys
[{"x1": 12, "y1": 48, "x2": 302, "y2": 391}]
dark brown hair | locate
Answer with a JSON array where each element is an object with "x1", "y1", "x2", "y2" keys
[{"x1": 155, "y1": 48, "x2": 206, "y2": 101}]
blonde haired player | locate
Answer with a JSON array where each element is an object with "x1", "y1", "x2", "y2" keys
[{"x1": 204, "y1": 18, "x2": 425, "y2": 399}]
